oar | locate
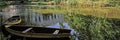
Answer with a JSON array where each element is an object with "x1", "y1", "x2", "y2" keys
[
  {"x1": 22, "y1": 27, "x2": 33, "y2": 33},
  {"x1": 53, "y1": 30, "x2": 59, "y2": 34}
]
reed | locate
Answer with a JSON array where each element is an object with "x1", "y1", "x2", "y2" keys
[{"x1": 65, "y1": 13, "x2": 120, "y2": 40}]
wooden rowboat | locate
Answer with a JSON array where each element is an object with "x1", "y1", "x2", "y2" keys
[{"x1": 1, "y1": 16, "x2": 72, "y2": 40}]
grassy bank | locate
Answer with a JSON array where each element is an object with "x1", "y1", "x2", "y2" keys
[{"x1": 65, "y1": 13, "x2": 120, "y2": 40}]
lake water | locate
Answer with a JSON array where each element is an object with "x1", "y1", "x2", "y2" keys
[
  {"x1": 0, "y1": 5, "x2": 79, "y2": 40},
  {"x1": 0, "y1": 5, "x2": 64, "y2": 26}
]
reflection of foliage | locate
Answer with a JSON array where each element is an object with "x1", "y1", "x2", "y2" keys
[
  {"x1": 0, "y1": 2, "x2": 7, "y2": 6},
  {"x1": 65, "y1": 13, "x2": 120, "y2": 40},
  {"x1": 0, "y1": 2, "x2": 7, "y2": 12}
]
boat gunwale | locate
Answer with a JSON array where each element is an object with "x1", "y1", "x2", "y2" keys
[{"x1": 5, "y1": 26, "x2": 71, "y2": 38}]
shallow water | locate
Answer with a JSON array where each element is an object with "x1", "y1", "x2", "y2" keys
[{"x1": 0, "y1": 5, "x2": 64, "y2": 26}]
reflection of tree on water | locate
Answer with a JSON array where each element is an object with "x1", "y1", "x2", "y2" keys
[
  {"x1": 43, "y1": 14, "x2": 49, "y2": 21},
  {"x1": 1, "y1": 5, "x2": 64, "y2": 27}
]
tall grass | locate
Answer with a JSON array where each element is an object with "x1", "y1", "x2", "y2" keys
[{"x1": 65, "y1": 13, "x2": 119, "y2": 40}]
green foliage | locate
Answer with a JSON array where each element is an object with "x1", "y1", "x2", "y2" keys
[
  {"x1": 0, "y1": 2, "x2": 7, "y2": 6},
  {"x1": 65, "y1": 13, "x2": 119, "y2": 40},
  {"x1": 67, "y1": 0, "x2": 78, "y2": 5},
  {"x1": 53, "y1": 0, "x2": 61, "y2": 4},
  {"x1": 108, "y1": 0, "x2": 120, "y2": 7}
]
